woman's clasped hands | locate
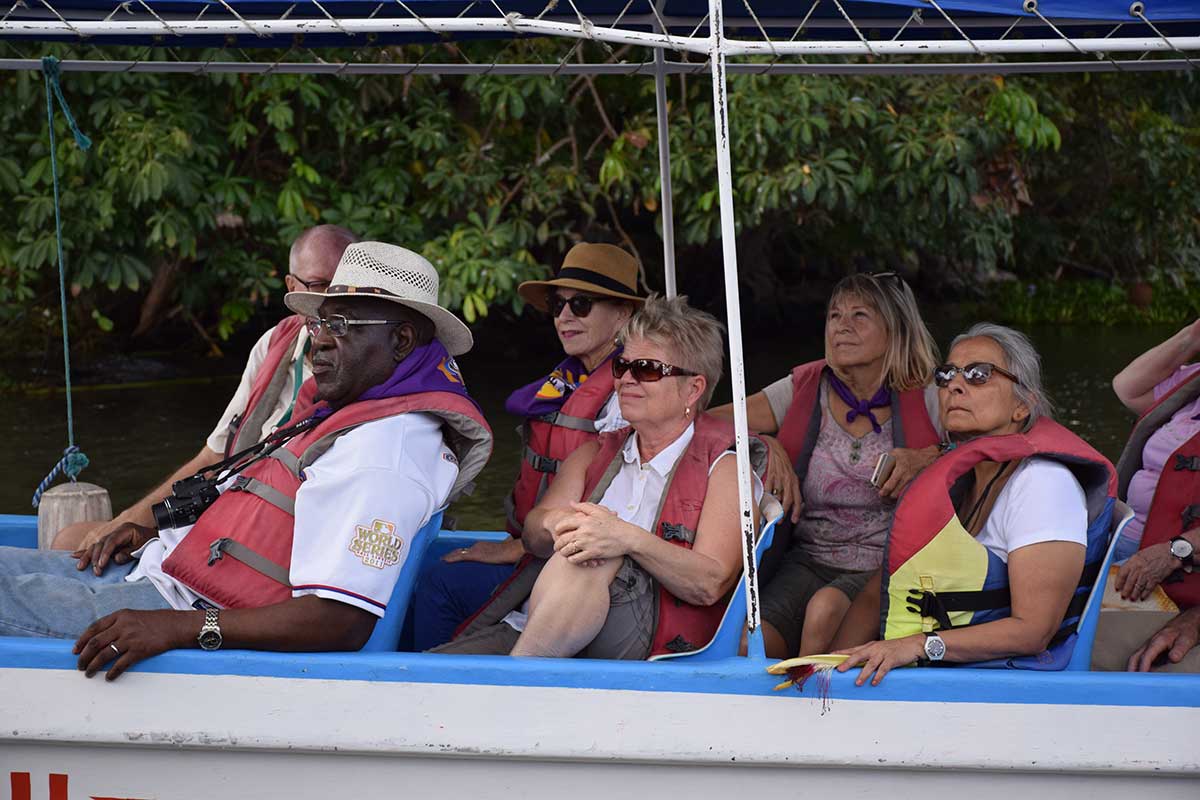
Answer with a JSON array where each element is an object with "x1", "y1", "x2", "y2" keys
[{"x1": 549, "y1": 502, "x2": 639, "y2": 566}]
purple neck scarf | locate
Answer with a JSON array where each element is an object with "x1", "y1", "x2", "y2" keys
[
  {"x1": 505, "y1": 350, "x2": 619, "y2": 420},
  {"x1": 827, "y1": 371, "x2": 891, "y2": 434},
  {"x1": 313, "y1": 340, "x2": 479, "y2": 420}
]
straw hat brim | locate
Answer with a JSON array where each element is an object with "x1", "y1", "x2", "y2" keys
[
  {"x1": 285, "y1": 290, "x2": 474, "y2": 356},
  {"x1": 517, "y1": 278, "x2": 645, "y2": 313}
]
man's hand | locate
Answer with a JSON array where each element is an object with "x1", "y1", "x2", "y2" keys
[
  {"x1": 761, "y1": 435, "x2": 803, "y2": 523},
  {"x1": 73, "y1": 609, "x2": 196, "y2": 681},
  {"x1": 73, "y1": 523, "x2": 156, "y2": 576},
  {"x1": 1127, "y1": 607, "x2": 1200, "y2": 672},
  {"x1": 78, "y1": 517, "x2": 134, "y2": 551},
  {"x1": 553, "y1": 502, "x2": 637, "y2": 562},
  {"x1": 877, "y1": 446, "x2": 939, "y2": 500},
  {"x1": 1115, "y1": 543, "x2": 1181, "y2": 601},
  {"x1": 442, "y1": 537, "x2": 525, "y2": 565}
]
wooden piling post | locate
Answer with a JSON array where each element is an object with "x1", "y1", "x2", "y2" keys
[{"x1": 36, "y1": 482, "x2": 112, "y2": 549}]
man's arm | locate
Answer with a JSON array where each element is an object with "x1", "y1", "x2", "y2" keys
[{"x1": 74, "y1": 596, "x2": 376, "y2": 681}]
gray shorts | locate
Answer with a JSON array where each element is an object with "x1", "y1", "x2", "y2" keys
[
  {"x1": 431, "y1": 557, "x2": 655, "y2": 660},
  {"x1": 759, "y1": 547, "x2": 873, "y2": 656}
]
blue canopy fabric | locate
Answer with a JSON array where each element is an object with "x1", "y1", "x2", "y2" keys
[{"x1": 2, "y1": 0, "x2": 1197, "y2": 49}]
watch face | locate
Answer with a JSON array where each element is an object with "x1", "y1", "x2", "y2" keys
[
  {"x1": 925, "y1": 635, "x2": 946, "y2": 661},
  {"x1": 1171, "y1": 539, "x2": 1194, "y2": 559},
  {"x1": 198, "y1": 630, "x2": 222, "y2": 651}
]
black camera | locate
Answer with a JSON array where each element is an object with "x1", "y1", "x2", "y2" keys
[{"x1": 151, "y1": 474, "x2": 221, "y2": 531}]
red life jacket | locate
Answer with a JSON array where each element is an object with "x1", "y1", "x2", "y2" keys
[
  {"x1": 882, "y1": 418, "x2": 1116, "y2": 669},
  {"x1": 774, "y1": 360, "x2": 939, "y2": 483},
  {"x1": 506, "y1": 363, "x2": 617, "y2": 536},
  {"x1": 225, "y1": 316, "x2": 319, "y2": 458},
  {"x1": 581, "y1": 414, "x2": 749, "y2": 657},
  {"x1": 1115, "y1": 368, "x2": 1200, "y2": 608},
  {"x1": 163, "y1": 392, "x2": 492, "y2": 610}
]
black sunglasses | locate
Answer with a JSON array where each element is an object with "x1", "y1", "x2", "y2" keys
[
  {"x1": 548, "y1": 293, "x2": 613, "y2": 319},
  {"x1": 613, "y1": 356, "x2": 699, "y2": 383},
  {"x1": 934, "y1": 362, "x2": 1022, "y2": 388}
]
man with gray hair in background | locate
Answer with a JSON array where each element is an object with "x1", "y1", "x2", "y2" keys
[{"x1": 52, "y1": 224, "x2": 358, "y2": 552}]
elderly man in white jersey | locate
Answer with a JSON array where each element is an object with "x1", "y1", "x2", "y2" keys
[
  {"x1": 0, "y1": 243, "x2": 492, "y2": 681},
  {"x1": 53, "y1": 225, "x2": 359, "y2": 552}
]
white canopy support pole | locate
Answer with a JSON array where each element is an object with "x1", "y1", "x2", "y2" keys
[
  {"x1": 653, "y1": 2, "x2": 676, "y2": 297},
  {"x1": 706, "y1": 0, "x2": 763, "y2": 658},
  {"x1": 654, "y1": 48, "x2": 677, "y2": 297}
]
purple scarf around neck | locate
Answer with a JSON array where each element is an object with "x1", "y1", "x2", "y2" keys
[
  {"x1": 505, "y1": 349, "x2": 619, "y2": 419},
  {"x1": 312, "y1": 340, "x2": 479, "y2": 420},
  {"x1": 826, "y1": 370, "x2": 891, "y2": 434}
]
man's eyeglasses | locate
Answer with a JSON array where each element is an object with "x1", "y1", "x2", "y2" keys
[
  {"x1": 549, "y1": 293, "x2": 612, "y2": 319},
  {"x1": 291, "y1": 275, "x2": 332, "y2": 292},
  {"x1": 613, "y1": 356, "x2": 699, "y2": 383},
  {"x1": 934, "y1": 362, "x2": 1022, "y2": 388},
  {"x1": 305, "y1": 314, "x2": 403, "y2": 339}
]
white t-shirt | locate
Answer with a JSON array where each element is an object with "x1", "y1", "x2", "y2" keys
[
  {"x1": 207, "y1": 324, "x2": 312, "y2": 454},
  {"x1": 503, "y1": 423, "x2": 764, "y2": 631},
  {"x1": 130, "y1": 412, "x2": 460, "y2": 617},
  {"x1": 974, "y1": 458, "x2": 1088, "y2": 563},
  {"x1": 594, "y1": 392, "x2": 628, "y2": 435}
]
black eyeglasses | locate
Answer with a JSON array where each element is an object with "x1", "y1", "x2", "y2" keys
[
  {"x1": 934, "y1": 362, "x2": 1022, "y2": 388},
  {"x1": 613, "y1": 356, "x2": 699, "y2": 383},
  {"x1": 305, "y1": 314, "x2": 403, "y2": 338},
  {"x1": 549, "y1": 293, "x2": 612, "y2": 319},
  {"x1": 291, "y1": 275, "x2": 331, "y2": 292}
]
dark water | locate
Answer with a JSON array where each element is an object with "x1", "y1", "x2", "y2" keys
[{"x1": 2, "y1": 322, "x2": 1175, "y2": 529}]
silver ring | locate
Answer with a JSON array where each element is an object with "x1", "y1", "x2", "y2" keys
[
  {"x1": 460, "y1": 548, "x2": 469, "y2": 555},
  {"x1": 109, "y1": 643, "x2": 120, "y2": 655}
]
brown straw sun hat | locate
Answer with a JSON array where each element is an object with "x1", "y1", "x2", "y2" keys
[{"x1": 517, "y1": 242, "x2": 645, "y2": 312}]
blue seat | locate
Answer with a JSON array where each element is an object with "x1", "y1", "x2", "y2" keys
[
  {"x1": 654, "y1": 509, "x2": 782, "y2": 663},
  {"x1": 1067, "y1": 499, "x2": 1135, "y2": 671},
  {"x1": 361, "y1": 508, "x2": 445, "y2": 651}
]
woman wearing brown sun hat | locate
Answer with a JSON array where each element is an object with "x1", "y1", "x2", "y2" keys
[{"x1": 411, "y1": 242, "x2": 644, "y2": 651}]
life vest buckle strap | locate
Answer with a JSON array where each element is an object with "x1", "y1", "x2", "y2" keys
[
  {"x1": 906, "y1": 589, "x2": 953, "y2": 630},
  {"x1": 1183, "y1": 504, "x2": 1200, "y2": 531},
  {"x1": 208, "y1": 537, "x2": 233, "y2": 566},
  {"x1": 1173, "y1": 454, "x2": 1200, "y2": 471},
  {"x1": 523, "y1": 446, "x2": 560, "y2": 474}
]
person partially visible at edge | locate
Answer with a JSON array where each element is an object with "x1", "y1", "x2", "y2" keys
[
  {"x1": 832, "y1": 324, "x2": 1115, "y2": 685},
  {"x1": 410, "y1": 242, "x2": 643, "y2": 651},
  {"x1": 0, "y1": 242, "x2": 493, "y2": 681},
  {"x1": 709, "y1": 272, "x2": 941, "y2": 659},
  {"x1": 429, "y1": 295, "x2": 767, "y2": 659},
  {"x1": 1089, "y1": 319, "x2": 1200, "y2": 673},
  {"x1": 52, "y1": 224, "x2": 359, "y2": 552}
]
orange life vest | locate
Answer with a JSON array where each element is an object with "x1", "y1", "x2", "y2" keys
[
  {"x1": 1115, "y1": 368, "x2": 1200, "y2": 608},
  {"x1": 506, "y1": 362, "x2": 617, "y2": 536},
  {"x1": 225, "y1": 315, "x2": 318, "y2": 458},
  {"x1": 163, "y1": 392, "x2": 492, "y2": 610},
  {"x1": 775, "y1": 359, "x2": 939, "y2": 482},
  {"x1": 882, "y1": 418, "x2": 1116, "y2": 669}
]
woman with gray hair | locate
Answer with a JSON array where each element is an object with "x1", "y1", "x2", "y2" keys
[
  {"x1": 825, "y1": 323, "x2": 1116, "y2": 684},
  {"x1": 432, "y1": 295, "x2": 767, "y2": 660}
]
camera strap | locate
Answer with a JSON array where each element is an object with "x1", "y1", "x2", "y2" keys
[{"x1": 195, "y1": 414, "x2": 322, "y2": 488}]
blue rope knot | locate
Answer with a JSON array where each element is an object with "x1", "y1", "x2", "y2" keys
[
  {"x1": 41, "y1": 56, "x2": 92, "y2": 151},
  {"x1": 31, "y1": 446, "x2": 90, "y2": 508}
]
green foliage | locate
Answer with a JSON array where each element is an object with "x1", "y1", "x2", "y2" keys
[
  {"x1": 986, "y1": 278, "x2": 1200, "y2": 326},
  {"x1": 0, "y1": 43, "x2": 1197, "y2": 354}
]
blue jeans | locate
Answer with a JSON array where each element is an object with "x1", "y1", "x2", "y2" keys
[
  {"x1": 0, "y1": 546, "x2": 171, "y2": 639},
  {"x1": 411, "y1": 560, "x2": 516, "y2": 651}
]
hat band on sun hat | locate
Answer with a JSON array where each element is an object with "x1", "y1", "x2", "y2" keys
[
  {"x1": 324, "y1": 284, "x2": 399, "y2": 297},
  {"x1": 555, "y1": 267, "x2": 635, "y2": 295}
]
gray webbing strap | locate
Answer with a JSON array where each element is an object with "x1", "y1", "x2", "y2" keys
[
  {"x1": 268, "y1": 447, "x2": 301, "y2": 476},
  {"x1": 540, "y1": 411, "x2": 599, "y2": 433},
  {"x1": 207, "y1": 537, "x2": 292, "y2": 586},
  {"x1": 523, "y1": 445, "x2": 560, "y2": 474},
  {"x1": 230, "y1": 475, "x2": 296, "y2": 515}
]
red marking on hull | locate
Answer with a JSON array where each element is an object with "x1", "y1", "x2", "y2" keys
[
  {"x1": 49, "y1": 774, "x2": 68, "y2": 800},
  {"x1": 10, "y1": 773, "x2": 31, "y2": 800}
]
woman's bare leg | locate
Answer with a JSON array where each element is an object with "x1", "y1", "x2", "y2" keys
[
  {"x1": 799, "y1": 586, "x2": 853, "y2": 655},
  {"x1": 830, "y1": 571, "x2": 882, "y2": 650},
  {"x1": 510, "y1": 554, "x2": 623, "y2": 658}
]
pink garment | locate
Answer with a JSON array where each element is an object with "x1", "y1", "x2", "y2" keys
[
  {"x1": 796, "y1": 381, "x2": 895, "y2": 571},
  {"x1": 1122, "y1": 363, "x2": 1200, "y2": 547}
]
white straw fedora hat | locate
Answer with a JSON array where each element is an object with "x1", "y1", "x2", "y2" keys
[{"x1": 285, "y1": 242, "x2": 473, "y2": 356}]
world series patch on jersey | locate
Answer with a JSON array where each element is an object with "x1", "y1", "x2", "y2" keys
[{"x1": 348, "y1": 519, "x2": 405, "y2": 570}]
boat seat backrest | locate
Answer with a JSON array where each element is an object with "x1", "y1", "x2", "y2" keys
[
  {"x1": 361, "y1": 508, "x2": 445, "y2": 651},
  {"x1": 1067, "y1": 499, "x2": 1134, "y2": 671}
]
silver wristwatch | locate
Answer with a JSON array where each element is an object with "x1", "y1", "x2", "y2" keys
[
  {"x1": 197, "y1": 609, "x2": 223, "y2": 651},
  {"x1": 923, "y1": 632, "x2": 946, "y2": 662},
  {"x1": 1169, "y1": 536, "x2": 1195, "y2": 565}
]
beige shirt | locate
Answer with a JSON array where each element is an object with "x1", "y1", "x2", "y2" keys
[{"x1": 206, "y1": 324, "x2": 312, "y2": 454}]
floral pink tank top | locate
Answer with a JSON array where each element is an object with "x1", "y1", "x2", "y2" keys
[{"x1": 795, "y1": 381, "x2": 895, "y2": 571}]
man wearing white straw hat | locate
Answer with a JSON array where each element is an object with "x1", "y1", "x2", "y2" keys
[
  {"x1": 412, "y1": 242, "x2": 643, "y2": 650},
  {"x1": 0, "y1": 242, "x2": 492, "y2": 681}
]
